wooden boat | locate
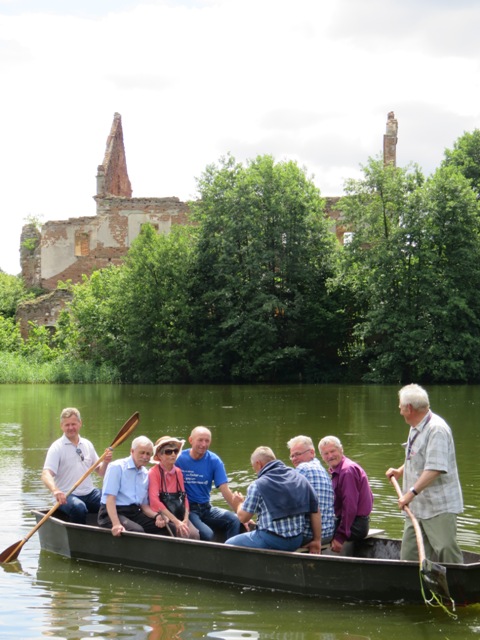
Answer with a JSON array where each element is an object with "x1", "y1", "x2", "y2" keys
[{"x1": 33, "y1": 509, "x2": 480, "y2": 605}]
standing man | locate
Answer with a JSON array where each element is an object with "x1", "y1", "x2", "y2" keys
[
  {"x1": 225, "y1": 446, "x2": 320, "y2": 552},
  {"x1": 41, "y1": 407, "x2": 112, "y2": 524},
  {"x1": 98, "y1": 436, "x2": 172, "y2": 537},
  {"x1": 176, "y1": 426, "x2": 242, "y2": 541},
  {"x1": 287, "y1": 435, "x2": 335, "y2": 546},
  {"x1": 386, "y1": 383, "x2": 463, "y2": 563},
  {"x1": 319, "y1": 436, "x2": 373, "y2": 553}
]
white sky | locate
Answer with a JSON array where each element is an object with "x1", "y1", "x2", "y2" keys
[{"x1": 1, "y1": 0, "x2": 479, "y2": 275}]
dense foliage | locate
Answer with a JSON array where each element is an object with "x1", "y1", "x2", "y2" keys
[
  {"x1": 3, "y1": 130, "x2": 480, "y2": 384},
  {"x1": 188, "y1": 155, "x2": 344, "y2": 382}
]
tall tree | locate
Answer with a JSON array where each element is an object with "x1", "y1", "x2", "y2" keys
[
  {"x1": 340, "y1": 157, "x2": 480, "y2": 383},
  {"x1": 61, "y1": 224, "x2": 196, "y2": 382},
  {"x1": 189, "y1": 154, "x2": 342, "y2": 382},
  {"x1": 116, "y1": 224, "x2": 196, "y2": 382}
]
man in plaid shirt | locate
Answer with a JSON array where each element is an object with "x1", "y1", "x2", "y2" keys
[
  {"x1": 226, "y1": 446, "x2": 321, "y2": 553},
  {"x1": 387, "y1": 383, "x2": 464, "y2": 563}
]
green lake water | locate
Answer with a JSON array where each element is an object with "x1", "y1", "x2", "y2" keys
[{"x1": 1, "y1": 383, "x2": 480, "y2": 639}]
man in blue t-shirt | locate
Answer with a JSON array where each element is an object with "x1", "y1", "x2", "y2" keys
[{"x1": 176, "y1": 426, "x2": 242, "y2": 541}]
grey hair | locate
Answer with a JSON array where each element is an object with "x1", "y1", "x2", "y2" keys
[
  {"x1": 318, "y1": 435, "x2": 343, "y2": 452},
  {"x1": 398, "y1": 384, "x2": 430, "y2": 410},
  {"x1": 131, "y1": 436, "x2": 154, "y2": 451},
  {"x1": 60, "y1": 407, "x2": 81, "y2": 421},
  {"x1": 287, "y1": 435, "x2": 314, "y2": 450},
  {"x1": 251, "y1": 446, "x2": 276, "y2": 465}
]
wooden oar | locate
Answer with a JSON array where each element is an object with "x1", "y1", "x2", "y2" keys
[
  {"x1": 390, "y1": 475, "x2": 451, "y2": 601},
  {"x1": 0, "y1": 411, "x2": 140, "y2": 564}
]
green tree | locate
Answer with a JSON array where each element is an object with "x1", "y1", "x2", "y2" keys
[
  {"x1": 0, "y1": 271, "x2": 32, "y2": 318},
  {"x1": 189, "y1": 154, "x2": 342, "y2": 382},
  {"x1": 114, "y1": 224, "x2": 196, "y2": 382},
  {"x1": 56, "y1": 266, "x2": 124, "y2": 367},
  {"x1": 0, "y1": 315, "x2": 22, "y2": 352},
  {"x1": 340, "y1": 157, "x2": 480, "y2": 383},
  {"x1": 442, "y1": 129, "x2": 480, "y2": 195}
]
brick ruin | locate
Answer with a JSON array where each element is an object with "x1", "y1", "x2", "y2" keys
[{"x1": 16, "y1": 112, "x2": 398, "y2": 337}]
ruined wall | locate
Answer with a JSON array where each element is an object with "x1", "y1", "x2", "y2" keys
[
  {"x1": 98, "y1": 112, "x2": 132, "y2": 198},
  {"x1": 19, "y1": 224, "x2": 41, "y2": 286},
  {"x1": 16, "y1": 289, "x2": 73, "y2": 339},
  {"x1": 39, "y1": 196, "x2": 190, "y2": 290}
]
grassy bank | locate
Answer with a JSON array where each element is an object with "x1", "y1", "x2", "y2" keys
[{"x1": 0, "y1": 352, "x2": 121, "y2": 383}]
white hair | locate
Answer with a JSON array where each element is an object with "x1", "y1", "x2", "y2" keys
[
  {"x1": 287, "y1": 435, "x2": 314, "y2": 450},
  {"x1": 398, "y1": 384, "x2": 430, "y2": 410},
  {"x1": 318, "y1": 435, "x2": 343, "y2": 452},
  {"x1": 131, "y1": 436, "x2": 154, "y2": 450}
]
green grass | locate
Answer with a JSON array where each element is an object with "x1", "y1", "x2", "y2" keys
[{"x1": 0, "y1": 352, "x2": 121, "y2": 383}]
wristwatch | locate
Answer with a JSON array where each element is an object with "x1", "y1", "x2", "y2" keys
[{"x1": 409, "y1": 486, "x2": 418, "y2": 496}]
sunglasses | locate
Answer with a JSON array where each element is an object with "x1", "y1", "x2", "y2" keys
[
  {"x1": 75, "y1": 447, "x2": 84, "y2": 462},
  {"x1": 161, "y1": 448, "x2": 179, "y2": 456}
]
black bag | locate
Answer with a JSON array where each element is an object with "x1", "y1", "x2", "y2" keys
[{"x1": 159, "y1": 467, "x2": 186, "y2": 520}]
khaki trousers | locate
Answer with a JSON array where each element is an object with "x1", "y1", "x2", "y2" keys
[{"x1": 401, "y1": 511, "x2": 463, "y2": 564}]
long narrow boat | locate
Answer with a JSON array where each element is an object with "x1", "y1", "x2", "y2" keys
[{"x1": 33, "y1": 509, "x2": 480, "y2": 605}]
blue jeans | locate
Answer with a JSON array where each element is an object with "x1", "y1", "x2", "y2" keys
[
  {"x1": 189, "y1": 503, "x2": 241, "y2": 541},
  {"x1": 225, "y1": 529, "x2": 303, "y2": 551},
  {"x1": 58, "y1": 488, "x2": 101, "y2": 524}
]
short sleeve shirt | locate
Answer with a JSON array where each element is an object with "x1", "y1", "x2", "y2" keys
[
  {"x1": 43, "y1": 434, "x2": 99, "y2": 497},
  {"x1": 176, "y1": 449, "x2": 229, "y2": 504},
  {"x1": 101, "y1": 455, "x2": 149, "y2": 507},
  {"x1": 243, "y1": 481, "x2": 306, "y2": 538},
  {"x1": 403, "y1": 411, "x2": 463, "y2": 519}
]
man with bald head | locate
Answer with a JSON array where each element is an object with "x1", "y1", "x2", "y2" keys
[{"x1": 176, "y1": 426, "x2": 242, "y2": 540}]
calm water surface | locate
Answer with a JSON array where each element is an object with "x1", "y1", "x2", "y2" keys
[{"x1": 1, "y1": 384, "x2": 480, "y2": 639}]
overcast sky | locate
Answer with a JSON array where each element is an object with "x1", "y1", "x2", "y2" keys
[{"x1": 1, "y1": 0, "x2": 479, "y2": 275}]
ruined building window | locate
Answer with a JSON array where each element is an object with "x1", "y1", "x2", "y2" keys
[{"x1": 75, "y1": 232, "x2": 91, "y2": 257}]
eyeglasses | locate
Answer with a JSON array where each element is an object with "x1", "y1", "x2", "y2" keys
[
  {"x1": 290, "y1": 449, "x2": 309, "y2": 459},
  {"x1": 161, "y1": 448, "x2": 179, "y2": 456},
  {"x1": 75, "y1": 447, "x2": 84, "y2": 462}
]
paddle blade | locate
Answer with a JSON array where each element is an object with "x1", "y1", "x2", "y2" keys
[
  {"x1": 421, "y1": 558, "x2": 451, "y2": 600},
  {"x1": 0, "y1": 540, "x2": 23, "y2": 564},
  {"x1": 109, "y1": 411, "x2": 140, "y2": 450}
]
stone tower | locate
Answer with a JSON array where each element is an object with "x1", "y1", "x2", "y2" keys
[
  {"x1": 383, "y1": 111, "x2": 398, "y2": 166},
  {"x1": 96, "y1": 112, "x2": 132, "y2": 199}
]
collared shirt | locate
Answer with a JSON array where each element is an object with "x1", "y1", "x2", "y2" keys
[
  {"x1": 403, "y1": 411, "x2": 463, "y2": 519},
  {"x1": 43, "y1": 434, "x2": 99, "y2": 496},
  {"x1": 296, "y1": 457, "x2": 335, "y2": 539},
  {"x1": 101, "y1": 455, "x2": 149, "y2": 506},
  {"x1": 330, "y1": 455, "x2": 373, "y2": 544},
  {"x1": 242, "y1": 481, "x2": 307, "y2": 538}
]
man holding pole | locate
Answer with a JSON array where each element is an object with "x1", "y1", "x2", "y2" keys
[
  {"x1": 386, "y1": 383, "x2": 463, "y2": 563},
  {"x1": 41, "y1": 407, "x2": 112, "y2": 524}
]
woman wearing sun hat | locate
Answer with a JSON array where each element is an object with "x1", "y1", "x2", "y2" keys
[{"x1": 148, "y1": 436, "x2": 200, "y2": 539}]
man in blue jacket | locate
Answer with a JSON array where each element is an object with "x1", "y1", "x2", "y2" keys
[{"x1": 225, "y1": 446, "x2": 321, "y2": 553}]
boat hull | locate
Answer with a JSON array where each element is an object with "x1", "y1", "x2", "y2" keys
[{"x1": 33, "y1": 510, "x2": 480, "y2": 605}]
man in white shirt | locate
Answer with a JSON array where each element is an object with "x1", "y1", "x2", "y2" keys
[{"x1": 41, "y1": 407, "x2": 112, "y2": 523}]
